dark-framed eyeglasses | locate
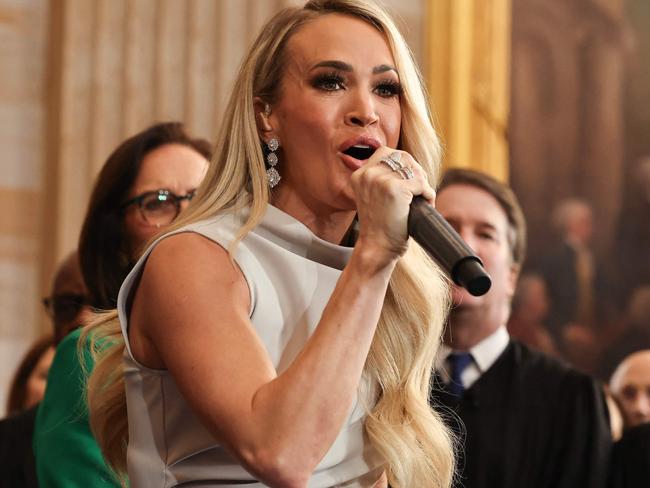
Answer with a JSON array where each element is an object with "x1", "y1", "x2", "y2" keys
[
  {"x1": 120, "y1": 188, "x2": 196, "y2": 227},
  {"x1": 42, "y1": 293, "x2": 88, "y2": 325}
]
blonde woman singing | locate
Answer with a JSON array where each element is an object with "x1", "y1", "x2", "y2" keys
[{"x1": 85, "y1": 1, "x2": 454, "y2": 486}]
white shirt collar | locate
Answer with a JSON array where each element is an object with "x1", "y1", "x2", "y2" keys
[
  {"x1": 467, "y1": 325, "x2": 510, "y2": 373},
  {"x1": 436, "y1": 326, "x2": 510, "y2": 389}
]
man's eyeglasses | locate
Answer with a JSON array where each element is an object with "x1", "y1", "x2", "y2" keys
[
  {"x1": 42, "y1": 294, "x2": 88, "y2": 326},
  {"x1": 120, "y1": 189, "x2": 196, "y2": 227}
]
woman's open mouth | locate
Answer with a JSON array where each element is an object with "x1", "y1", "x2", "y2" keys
[
  {"x1": 338, "y1": 136, "x2": 381, "y2": 170},
  {"x1": 342, "y1": 144, "x2": 377, "y2": 161}
]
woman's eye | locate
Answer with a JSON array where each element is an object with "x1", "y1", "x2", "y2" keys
[
  {"x1": 143, "y1": 198, "x2": 169, "y2": 212},
  {"x1": 374, "y1": 81, "x2": 402, "y2": 98},
  {"x1": 312, "y1": 74, "x2": 345, "y2": 92}
]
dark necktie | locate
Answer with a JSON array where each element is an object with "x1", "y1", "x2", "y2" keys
[{"x1": 447, "y1": 352, "x2": 473, "y2": 397}]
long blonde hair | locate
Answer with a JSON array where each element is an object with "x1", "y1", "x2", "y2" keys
[{"x1": 84, "y1": 1, "x2": 454, "y2": 486}]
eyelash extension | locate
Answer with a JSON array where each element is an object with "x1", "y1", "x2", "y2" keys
[
  {"x1": 374, "y1": 79, "x2": 403, "y2": 97},
  {"x1": 311, "y1": 71, "x2": 345, "y2": 91},
  {"x1": 310, "y1": 71, "x2": 403, "y2": 97}
]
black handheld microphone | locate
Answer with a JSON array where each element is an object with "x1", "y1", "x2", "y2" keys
[{"x1": 408, "y1": 196, "x2": 491, "y2": 296}]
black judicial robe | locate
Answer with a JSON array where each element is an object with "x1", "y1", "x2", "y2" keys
[
  {"x1": 0, "y1": 405, "x2": 39, "y2": 488},
  {"x1": 609, "y1": 423, "x2": 650, "y2": 488},
  {"x1": 431, "y1": 340, "x2": 612, "y2": 488}
]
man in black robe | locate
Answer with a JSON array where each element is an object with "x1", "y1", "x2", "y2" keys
[{"x1": 430, "y1": 169, "x2": 612, "y2": 488}]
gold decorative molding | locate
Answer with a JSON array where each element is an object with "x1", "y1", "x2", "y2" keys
[{"x1": 425, "y1": 0, "x2": 512, "y2": 181}]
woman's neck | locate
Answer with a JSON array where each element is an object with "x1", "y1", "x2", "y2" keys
[{"x1": 271, "y1": 191, "x2": 356, "y2": 245}]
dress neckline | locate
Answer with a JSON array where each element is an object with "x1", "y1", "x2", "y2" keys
[{"x1": 252, "y1": 204, "x2": 354, "y2": 271}]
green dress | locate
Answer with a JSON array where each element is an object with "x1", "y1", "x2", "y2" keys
[{"x1": 33, "y1": 328, "x2": 121, "y2": 487}]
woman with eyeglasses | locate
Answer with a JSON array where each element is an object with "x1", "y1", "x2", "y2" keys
[
  {"x1": 33, "y1": 122, "x2": 211, "y2": 487},
  {"x1": 80, "y1": 123, "x2": 210, "y2": 311}
]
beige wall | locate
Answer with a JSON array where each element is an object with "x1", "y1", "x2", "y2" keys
[
  {"x1": 0, "y1": 0, "x2": 429, "y2": 415},
  {"x1": 0, "y1": 0, "x2": 50, "y2": 415}
]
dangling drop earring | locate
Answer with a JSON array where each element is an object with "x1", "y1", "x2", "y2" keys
[{"x1": 266, "y1": 137, "x2": 281, "y2": 188}]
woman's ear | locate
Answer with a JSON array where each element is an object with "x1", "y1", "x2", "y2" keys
[{"x1": 253, "y1": 97, "x2": 274, "y2": 139}]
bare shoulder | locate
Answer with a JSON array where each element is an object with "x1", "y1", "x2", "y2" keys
[
  {"x1": 128, "y1": 231, "x2": 252, "y2": 368},
  {"x1": 148, "y1": 231, "x2": 230, "y2": 268},
  {"x1": 144, "y1": 231, "x2": 247, "y2": 295}
]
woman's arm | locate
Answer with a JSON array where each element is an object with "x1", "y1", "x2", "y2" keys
[{"x1": 128, "y1": 152, "x2": 433, "y2": 487}]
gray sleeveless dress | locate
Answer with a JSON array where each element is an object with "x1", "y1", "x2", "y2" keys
[{"x1": 117, "y1": 204, "x2": 384, "y2": 487}]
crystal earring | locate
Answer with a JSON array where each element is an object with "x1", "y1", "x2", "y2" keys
[{"x1": 266, "y1": 138, "x2": 281, "y2": 188}]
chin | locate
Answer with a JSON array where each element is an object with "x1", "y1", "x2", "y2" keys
[{"x1": 331, "y1": 183, "x2": 358, "y2": 211}]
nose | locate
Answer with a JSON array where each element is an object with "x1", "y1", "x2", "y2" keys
[
  {"x1": 458, "y1": 227, "x2": 479, "y2": 254},
  {"x1": 345, "y1": 90, "x2": 378, "y2": 127}
]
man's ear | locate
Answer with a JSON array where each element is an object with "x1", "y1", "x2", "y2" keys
[
  {"x1": 253, "y1": 97, "x2": 274, "y2": 139},
  {"x1": 507, "y1": 263, "x2": 521, "y2": 298}
]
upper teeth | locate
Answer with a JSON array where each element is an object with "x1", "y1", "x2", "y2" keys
[{"x1": 352, "y1": 144, "x2": 370, "y2": 149}]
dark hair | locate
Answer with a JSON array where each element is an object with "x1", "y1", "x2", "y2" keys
[
  {"x1": 78, "y1": 122, "x2": 212, "y2": 310},
  {"x1": 438, "y1": 168, "x2": 527, "y2": 267},
  {"x1": 7, "y1": 334, "x2": 54, "y2": 414}
]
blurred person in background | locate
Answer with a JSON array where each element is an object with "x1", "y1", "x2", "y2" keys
[
  {"x1": 507, "y1": 272, "x2": 558, "y2": 356},
  {"x1": 609, "y1": 349, "x2": 650, "y2": 487},
  {"x1": 538, "y1": 198, "x2": 605, "y2": 372},
  {"x1": 5, "y1": 335, "x2": 55, "y2": 416},
  {"x1": 44, "y1": 251, "x2": 92, "y2": 343},
  {"x1": 610, "y1": 350, "x2": 650, "y2": 429},
  {"x1": 33, "y1": 122, "x2": 211, "y2": 487},
  {"x1": 0, "y1": 250, "x2": 90, "y2": 488},
  {"x1": 598, "y1": 285, "x2": 650, "y2": 381}
]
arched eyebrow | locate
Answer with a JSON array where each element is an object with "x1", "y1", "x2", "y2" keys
[
  {"x1": 311, "y1": 60, "x2": 352, "y2": 72},
  {"x1": 310, "y1": 60, "x2": 398, "y2": 75},
  {"x1": 373, "y1": 64, "x2": 397, "y2": 75}
]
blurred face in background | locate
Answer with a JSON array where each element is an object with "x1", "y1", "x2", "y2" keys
[
  {"x1": 122, "y1": 143, "x2": 209, "y2": 258},
  {"x1": 566, "y1": 205, "x2": 593, "y2": 245},
  {"x1": 23, "y1": 346, "x2": 55, "y2": 410},
  {"x1": 513, "y1": 274, "x2": 550, "y2": 323},
  {"x1": 45, "y1": 252, "x2": 92, "y2": 343},
  {"x1": 610, "y1": 350, "x2": 650, "y2": 428}
]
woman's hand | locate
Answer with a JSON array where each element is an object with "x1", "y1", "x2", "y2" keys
[{"x1": 350, "y1": 147, "x2": 435, "y2": 267}]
